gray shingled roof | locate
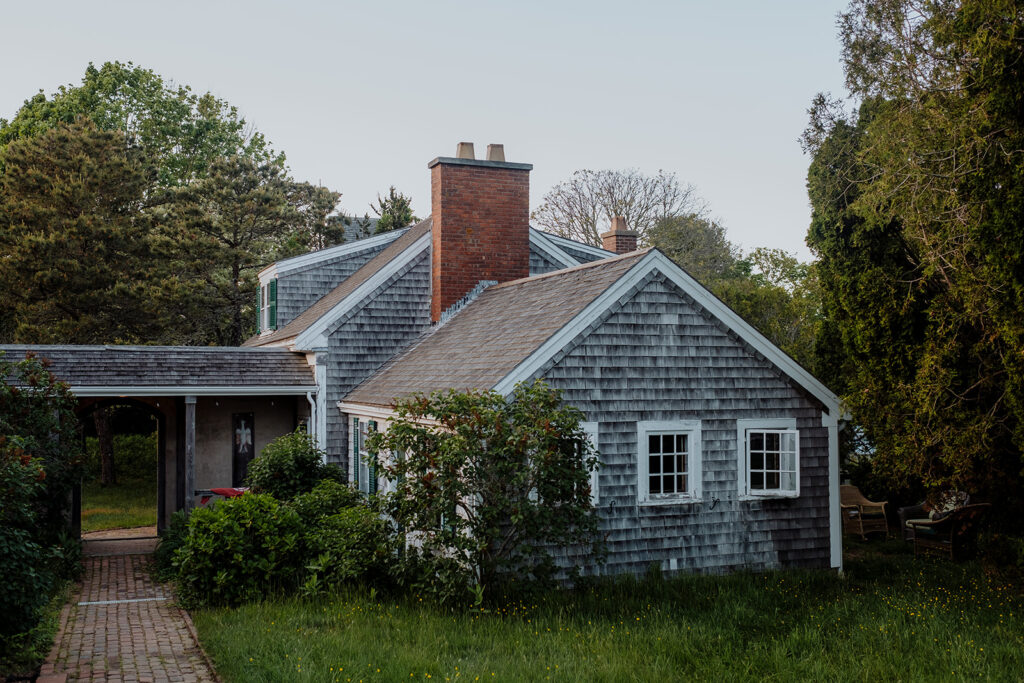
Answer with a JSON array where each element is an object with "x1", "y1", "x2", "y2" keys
[
  {"x1": 0, "y1": 345, "x2": 315, "y2": 392},
  {"x1": 342, "y1": 250, "x2": 649, "y2": 407},
  {"x1": 246, "y1": 218, "x2": 432, "y2": 347}
]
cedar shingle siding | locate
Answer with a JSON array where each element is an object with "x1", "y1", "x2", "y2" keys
[{"x1": 539, "y1": 272, "x2": 830, "y2": 575}]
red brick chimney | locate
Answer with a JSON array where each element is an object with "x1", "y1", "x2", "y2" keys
[
  {"x1": 601, "y1": 215, "x2": 638, "y2": 254},
  {"x1": 429, "y1": 143, "x2": 532, "y2": 322}
]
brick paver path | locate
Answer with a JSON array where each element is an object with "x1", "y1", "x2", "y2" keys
[{"x1": 40, "y1": 542, "x2": 216, "y2": 682}]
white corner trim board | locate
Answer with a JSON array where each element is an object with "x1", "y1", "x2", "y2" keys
[
  {"x1": 493, "y1": 250, "x2": 841, "y2": 416},
  {"x1": 822, "y1": 410, "x2": 843, "y2": 572},
  {"x1": 293, "y1": 231, "x2": 432, "y2": 350}
]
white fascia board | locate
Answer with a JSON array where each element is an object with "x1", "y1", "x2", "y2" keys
[
  {"x1": 70, "y1": 385, "x2": 317, "y2": 397},
  {"x1": 493, "y1": 250, "x2": 841, "y2": 416},
  {"x1": 528, "y1": 228, "x2": 580, "y2": 269},
  {"x1": 542, "y1": 232, "x2": 616, "y2": 260},
  {"x1": 293, "y1": 231, "x2": 431, "y2": 350},
  {"x1": 337, "y1": 401, "x2": 443, "y2": 428},
  {"x1": 258, "y1": 265, "x2": 278, "y2": 286},
  {"x1": 261, "y1": 228, "x2": 408, "y2": 278}
]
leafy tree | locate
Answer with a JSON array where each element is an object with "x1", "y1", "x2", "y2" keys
[
  {"x1": 0, "y1": 119, "x2": 171, "y2": 344},
  {"x1": 647, "y1": 212, "x2": 740, "y2": 283},
  {"x1": 0, "y1": 61, "x2": 278, "y2": 187},
  {"x1": 170, "y1": 156, "x2": 340, "y2": 344},
  {"x1": 532, "y1": 169, "x2": 705, "y2": 246},
  {"x1": 369, "y1": 186, "x2": 417, "y2": 234},
  {"x1": 804, "y1": 0, "x2": 1024, "y2": 506},
  {"x1": 368, "y1": 380, "x2": 602, "y2": 597}
]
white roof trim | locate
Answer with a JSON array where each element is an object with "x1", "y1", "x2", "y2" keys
[
  {"x1": 528, "y1": 228, "x2": 579, "y2": 269},
  {"x1": 541, "y1": 232, "x2": 616, "y2": 260},
  {"x1": 257, "y1": 228, "x2": 408, "y2": 278},
  {"x1": 70, "y1": 385, "x2": 316, "y2": 397},
  {"x1": 492, "y1": 250, "x2": 841, "y2": 414},
  {"x1": 292, "y1": 231, "x2": 432, "y2": 350},
  {"x1": 338, "y1": 401, "x2": 443, "y2": 427}
]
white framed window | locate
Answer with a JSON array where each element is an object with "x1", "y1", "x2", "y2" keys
[
  {"x1": 737, "y1": 418, "x2": 799, "y2": 498},
  {"x1": 581, "y1": 421, "x2": 599, "y2": 506},
  {"x1": 259, "y1": 278, "x2": 278, "y2": 332},
  {"x1": 350, "y1": 417, "x2": 378, "y2": 495},
  {"x1": 637, "y1": 420, "x2": 701, "y2": 505}
]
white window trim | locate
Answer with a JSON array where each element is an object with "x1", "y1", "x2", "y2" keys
[
  {"x1": 736, "y1": 418, "x2": 799, "y2": 500},
  {"x1": 637, "y1": 420, "x2": 702, "y2": 506},
  {"x1": 581, "y1": 421, "x2": 599, "y2": 506}
]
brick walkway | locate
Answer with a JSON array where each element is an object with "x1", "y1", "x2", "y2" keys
[{"x1": 40, "y1": 540, "x2": 216, "y2": 683}]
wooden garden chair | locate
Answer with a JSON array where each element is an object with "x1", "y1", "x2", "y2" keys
[
  {"x1": 907, "y1": 503, "x2": 991, "y2": 560},
  {"x1": 840, "y1": 484, "x2": 889, "y2": 540}
]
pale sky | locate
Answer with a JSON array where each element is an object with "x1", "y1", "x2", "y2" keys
[{"x1": 1, "y1": 0, "x2": 851, "y2": 260}]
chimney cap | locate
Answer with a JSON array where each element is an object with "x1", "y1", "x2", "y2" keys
[
  {"x1": 605, "y1": 215, "x2": 638, "y2": 236},
  {"x1": 486, "y1": 144, "x2": 505, "y2": 162},
  {"x1": 455, "y1": 142, "x2": 476, "y2": 159}
]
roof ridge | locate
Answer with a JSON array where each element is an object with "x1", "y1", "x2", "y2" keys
[{"x1": 489, "y1": 247, "x2": 651, "y2": 290}]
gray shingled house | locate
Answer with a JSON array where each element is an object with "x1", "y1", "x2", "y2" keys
[
  {"x1": 242, "y1": 143, "x2": 844, "y2": 575},
  {"x1": 3, "y1": 143, "x2": 842, "y2": 573}
]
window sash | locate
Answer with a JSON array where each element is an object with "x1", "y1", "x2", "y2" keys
[
  {"x1": 638, "y1": 420, "x2": 701, "y2": 504},
  {"x1": 746, "y1": 429, "x2": 798, "y2": 495}
]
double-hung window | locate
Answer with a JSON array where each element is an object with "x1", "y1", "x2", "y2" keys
[
  {"x1": 737, "y1": 418, "x2": 799, "y2": 498},
  {"x1": 637, "y1": 420, "x2": 701, "y2": 504},
  {"x1": 351, "y1": 417, "x2": 378, "y2": 495},
  {"x1": 259, "y1": 278, "x2": 278, "y2": 332},
  {"x1": 581, "y1": 422, "x2": 600, "y2": 506}
]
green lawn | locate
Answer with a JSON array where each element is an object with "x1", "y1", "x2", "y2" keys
[
  {"x1": 191, "y1": 541, "x2": 1023, "y2": 682},
  {"x1": 81, "y1": 477, "x2": 158, "y2": 532}
]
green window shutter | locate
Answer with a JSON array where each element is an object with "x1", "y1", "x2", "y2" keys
[
  {"x1": 352, "y1": 417, "x2": 360, "y2": 489},
  {"x1": 268, "y1": 278, "x2": 278, "y2": 330},
  {"x1": 368, "y1": 420, "x2": 378, "y2": 495}
]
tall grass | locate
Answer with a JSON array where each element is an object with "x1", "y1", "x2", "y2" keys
[{"x1": 192, "y1": 542, "x2": 1023, "y2": 682}]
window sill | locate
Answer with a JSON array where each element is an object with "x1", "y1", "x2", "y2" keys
[
  {"x1": 739, "y1": 493, "x2": 799, "y2": 502},
  {"x1": 638, "y1": 496, "x2": 702, "y2": 507}
]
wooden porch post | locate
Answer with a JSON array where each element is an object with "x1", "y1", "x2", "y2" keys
[{"x1": 185, "y1": 395, "x2": 197, "y2": 513}]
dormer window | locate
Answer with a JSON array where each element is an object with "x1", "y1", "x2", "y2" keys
[{"x1": 260, "y1": 278, "x2": 278, "y2": 331}]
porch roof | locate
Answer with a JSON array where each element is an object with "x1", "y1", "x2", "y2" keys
[{"x1": 0, "y1": 345, "x2": 316, "y2": 397}]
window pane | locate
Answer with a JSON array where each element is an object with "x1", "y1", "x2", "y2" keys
[
  {"x1": 751, "y1": 472, "x2": 764, "y2": 489},
  {"x1": 750, "y1": 432, "x2": 764, "y2": 450},
  {"x1": 650, "y1": 475, "x2": 661, "y2": 494},
  {"x1": 766, "y1": 453, "x2": 780, "y2": 471},
  {"x1": 662, "y1": 434, "x2": 675, "y2": 453},
  {"x1": 650, "y1": 454, "x2": 661, "y2": 474},
  {"x1": 766, "y1": 472, "x2": 780, "y2": 489},
  {"x1": 662, "y1": 474, "x2": 675, "y2": 494},
  {"x1": 751, "y1": 453, "x2": 763, "y2": 470},
  {"x1": 782, "y1": 432, "x2": 797, "y2": 451},
  {"x1": 782, "y1": 452, "x2": 795, "y2": 471},
  {"x1": 649, "y1": 434, "x2": 661, "y2": 454},
  {"x1": 677, "y1": 474, "x2": 686, "y2": 492},
  {"x1": 782, "y1": 472, "x2": 796, "y2": 491},
  {"x1": 676, "y1": 434, "x2": 687, "y2": 453},
  {"x1": 663, "y1": 454, "x2": 674, "y2": 475},
  {"x1": 765, "y1": 432, "x2": 780, "y2": 451},
  {"x1": 676, "y1": 454, "x2": 685, "y2": 475}
]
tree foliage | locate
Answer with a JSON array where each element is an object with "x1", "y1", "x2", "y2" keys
[
  {"x1": 0, "y1": 119, "x2": 171, "y2": 343},
  {"x1": 0, "y1": 61, "x2": 278, "y2": 187},
  {"x1": 805, "y1": 0, "x2": 1024, "y2": 504},
  {"x1": 532, "y1": 169, "x2": 705, "y2": 246},
  {"x1": 369, "y1": 186, "x2": 417, "y2": 234},
  {"x1": 368, "y1": 381, "x2": 602, "y2": 596},
  {"x1": 0, "y1": 64, "x2": 342, "y2": 345}
]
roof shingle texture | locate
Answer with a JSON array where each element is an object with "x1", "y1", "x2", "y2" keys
[
  {"x1": 343, "y1": 250, "x2": 649, "y2": 407},
  {"x1": 0, "y1": 345, "x2": 315, "y2": 388},
  {"x1": 246, "y1": 218, "x2": 432, "y2": 347}
]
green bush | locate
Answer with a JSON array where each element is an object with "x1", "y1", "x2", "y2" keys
[
  {"x1": 302, "y1": 506, "x2": 394, "y2": 594},
  {"x1": 154, "y1": 510, "x2": 190, "y2": 582},
  {"x1": 291, "y1": 479, "x2": 363, "y2": 526},
  {"x1": 245, "y1": 430, "x2": 342, "y2": 500},
  {"x1": 174, "y1": 494, "x2": 304, "y2": 607}
]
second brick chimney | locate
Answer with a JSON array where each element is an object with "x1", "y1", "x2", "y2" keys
[
  {"x1": 429, "y1": 143, "x2": 532, "y2": 322},
  {"x1": 601, "y1": 215, "x2": 638, "y2": 254}
]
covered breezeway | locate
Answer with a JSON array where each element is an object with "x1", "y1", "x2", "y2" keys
[{"x1": 0, "y1": 345, "x2": 319, "y2": 533}]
